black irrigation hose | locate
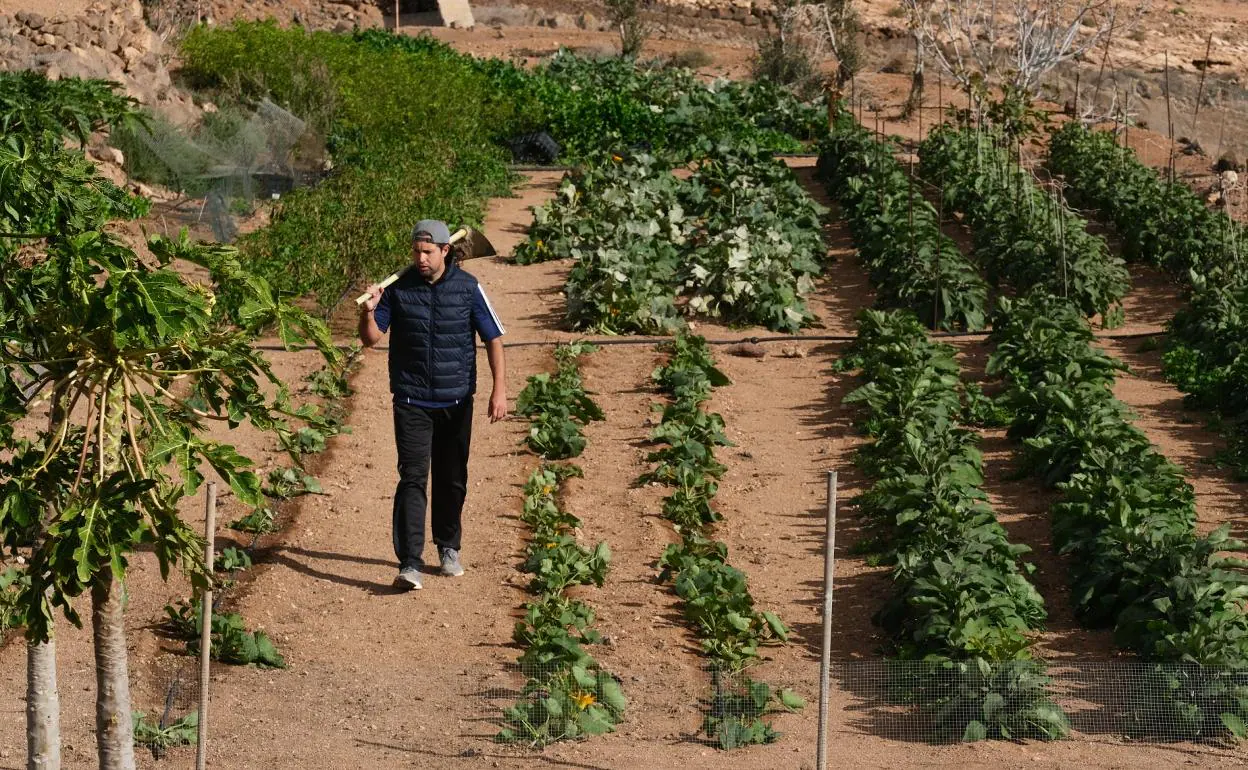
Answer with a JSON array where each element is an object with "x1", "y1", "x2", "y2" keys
[
  {"x1": 506, "y1": 151, "x2": 819, "y2": 173},
  {"x1": 252, "y1": 328, "x2": 1165, "y2": 353}
]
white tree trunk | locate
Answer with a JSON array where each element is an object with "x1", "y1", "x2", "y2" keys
[
  {"x1": 29, "y1": 384, "x2": 68, "y2": 770},
  {"x1": 92, "y1": 568, "x2": 135, "y2": 770},
  {"x1": 93, "y1": 381, "x2": 135, "y2": 770},
  {"x1": 26, "y1": 637, "x2": 60, "y2": 770}
]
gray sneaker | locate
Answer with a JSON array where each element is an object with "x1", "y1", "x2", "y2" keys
[
  {"x1": 394, "y1": 566, "x2": 423, "y2": 591},
  {"x1": 439, "y1": 548, "x2": 464, "y2": 577}
]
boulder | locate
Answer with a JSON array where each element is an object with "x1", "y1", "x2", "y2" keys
[{"x1": 18, "y1": 11, "x2": 47, "y2": 30}]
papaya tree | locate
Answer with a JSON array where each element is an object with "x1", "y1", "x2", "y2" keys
[{"x1": 0, "y1": 72, "x2": 341, "y2": 769}]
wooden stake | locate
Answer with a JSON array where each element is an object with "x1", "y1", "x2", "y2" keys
[
  {"x1": 196, "y1": 482, "x2": 217, "y2": 770},
  {"x1": 815, "y1": 471, "x2": 838, "y2": 770},
  {"x1": 1165, "y1": 50, "x2": 1176, "y2": 183}
]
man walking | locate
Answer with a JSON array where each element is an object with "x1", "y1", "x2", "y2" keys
[{"x1": 358, "y1": 219, "x2": 508, "y2": 590}]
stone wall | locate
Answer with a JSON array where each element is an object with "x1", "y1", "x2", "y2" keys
[{"x1": 0, "y1": 1, "x2": 197, "y2": 123}]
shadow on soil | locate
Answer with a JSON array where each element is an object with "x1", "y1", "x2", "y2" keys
[{"x1": 257, "y1": 545, "x2": 406, "y2": 595}]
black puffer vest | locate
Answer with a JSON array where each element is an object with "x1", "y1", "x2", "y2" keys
[{"x1": 386, "y1": 262, "x2": 479, "y2": 403}]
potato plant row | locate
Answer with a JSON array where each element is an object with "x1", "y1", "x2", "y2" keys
[
  {"x1": 1046, "y1": 123, "x2": 1248, "y2": 478},
  {"x1": 645, "y1": 334, "x2": 803, "y2": 749},
  {"x1": 499, "y1": 343, "x2": 627, "y2": 745},
  {"x1": 837, "y1": 309, "x2": 1068, "y2": 742},
  {"x1": 513, "y1": 145, "x2": 827, "y2": 335},
  {"x1": 815, "y1": 110, "x2": 989, "y2": 331},
  {"x1": 987, "y1": 294, "x2": 1248, "y2": 740},
  {"x1": 918, "y1": 124, "x2": 1130, "y2": 323}
]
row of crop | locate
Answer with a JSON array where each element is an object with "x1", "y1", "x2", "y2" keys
[
  {"x1": 1046, "y1": 122, "x2": 1248, "y2": 478},
  {"x1": 815, "y1": 110, "x2": 989, "y2": 331},
  {"x1": 917, "y1": 124, "x2": 1129, "y2": 323},
  {"x1": 985, "y1": 293, "x2": 1248, "y2": 739},
  {"x1": 921, "y1": 119, "x2": 1248, "y2": 738},
  {"x1": 837, "y1": 309, "x2": 1068, "y2": 742},
  {"x1": 514, "y1": 145, "x2": 826, "y2": 334},
  {"x1": 645, "y1": 334, "x2": 803, "y2": 749},
  {"x1": 500, "y1": 343, "x2": 626, "y2": 745}
]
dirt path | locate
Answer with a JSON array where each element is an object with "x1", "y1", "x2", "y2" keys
[{"x1": 1101, "y1": 336, "x2": 1248, "y2": 542}]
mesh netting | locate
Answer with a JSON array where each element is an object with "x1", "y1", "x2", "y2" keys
[
  {"x1": 831, "y1": 659, "x2": 1248, "y2": 745},
  {"x1": 122, "y1": 98, "x2": 310, "y2": 242}
]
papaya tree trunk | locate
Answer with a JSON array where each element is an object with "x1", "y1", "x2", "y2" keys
[
  {"x1": 28, "y1": 382, "x2": 68, "y2": 770},
  {"x1": 92, "y1": 568, "x2": 135, "y2": 770},
  {"x1": 27, "y1": 637, "x2": 60, "y2": 770},
  {"x1": 92, "y1": 380, "x2": 135, "y2": 770}
]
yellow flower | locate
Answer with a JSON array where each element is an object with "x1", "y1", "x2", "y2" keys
[
  {"x1": 536, "y1": 239, "x2": 545, "y2": 249},
  {"x1": 611, "y1": 154, "x2": 623, "y2": 162},
  {"x1": 545, "y1": 542, "x2": 558, "y2": 549},
  {"x1": 573, "y1": 692, "x2": 596, "y2": 710},
  {"x1": 541, "y1": 485, "x2": 554, "y2": 495}
]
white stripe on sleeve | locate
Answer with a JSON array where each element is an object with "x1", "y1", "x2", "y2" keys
[{"x1": 478, "y1": 284, "x2": 506, "y2": 336}]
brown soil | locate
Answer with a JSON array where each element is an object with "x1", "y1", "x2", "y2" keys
[{"x1": 5, "y1": 10, "x2": 1248, "y2": 770}]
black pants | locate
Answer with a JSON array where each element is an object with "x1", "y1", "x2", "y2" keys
[{"x1": 391, "y1": 399, "x2": 473, "y2": 569}]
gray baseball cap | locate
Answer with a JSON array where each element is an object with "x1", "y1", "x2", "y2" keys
[{"x1": 412, "y1": 219, "x2": 451, "y2": 244}]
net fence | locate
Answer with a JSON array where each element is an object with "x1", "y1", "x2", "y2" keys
[
  {"x1": 474, "y1": 662, "x2": 796, "y2": 749},
  {"x1": 830, "y1": 659, "x2": 1248, "y2": 745},
  {"x1": 460, "y1": 658, "x2": 1248, "y2": 749},
  {"x1": 116, "y1": 98, "x2": 316, "y2": 243}
]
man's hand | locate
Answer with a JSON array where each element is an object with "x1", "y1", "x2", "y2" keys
[
  {"x1": 361, "y1": 284, "x2": 384, "y2": 312},
  {"x1": 358, "y1": 284, "x2": 385, "y2": 348},
  {"x1": 488, "y1": 388, "x2": 508, "y2": 423}
]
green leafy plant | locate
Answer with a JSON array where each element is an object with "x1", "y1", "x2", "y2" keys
[
  {"x1": 522, "y1": 536, "x2": 611, "y2": 595},
  {"x1": 918, "y1": 123, "x2": 1128, "y2": 323},
  {"x1": 265, "y1": 466, "x2": 323, "y2": 499},
  {"x1": 1046, "y1": 122, "x2": 1248, "y2": 478},
  {"x1": 0, "y1": 567, "x2": 26, "y2": 634},
  {"x1": 213, "y1": 546, "x2": 252, "y2": 573},
  {"x1": 132, "y1": 710, "x2": 198, "y2": 749},
  {"x1": 500, "y1": 415, "x2": 623, "y2": 744},
  {"x1": 0, "y1": 70, "x2": 337, "y2": 763},
  {"x1": 643, "y1": 333, "x2": 797, "y2": 745},
  {"x1": 702, "y1": 674, "x2": 805, "y2": 749},
  {"x1": 516, "y1": 145, "x2": 827, "y2": 334},
  {"x1": 497, "y1": 665, "x2": 627, "y2": 746},
  {"x1": 839, "y1": 308, "x2": 1067, "y2": 741},
  {"x1": 816, "y1": 109, "x2": 988, "y2": 331},
  {"x1": 516, "y1": 343, "x2": 604, "y2": 460},
  {"x1": 987, "y1": 293, "x2": 1248, "y2": 739},
  {"x1": 229, "y1": 506, "x2": 277, "y2": 535}
]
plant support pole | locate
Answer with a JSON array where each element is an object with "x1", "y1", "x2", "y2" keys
[
  {"x1": 816, "y1": 470, "x2": 838, "y2": 770},
  {"x1": 196, "y1": 482, "x2": 217, "y2": 770}
]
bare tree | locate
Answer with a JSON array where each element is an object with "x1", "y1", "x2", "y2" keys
[
  {"x1": 900, "y1": 0, "x2": 1150, "y2": 97},
  {"x1": 777, "y1": 0, "x2": 863, "y2": 91}
]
